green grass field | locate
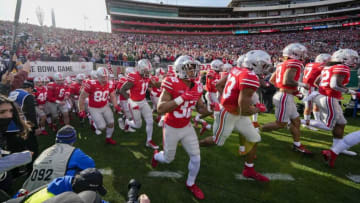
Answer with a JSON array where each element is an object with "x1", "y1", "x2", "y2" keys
[{"x1": 36, "y1": 100, "x2": 360, "y2": 203}]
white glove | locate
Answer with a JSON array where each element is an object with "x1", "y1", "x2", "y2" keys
[{"x1": 348, "y1": 89, "x2": 357, "y2": 95}]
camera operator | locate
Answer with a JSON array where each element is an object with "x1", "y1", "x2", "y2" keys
[{"x1": 0, "y1": 95, "x2": 32, "y2": 201}]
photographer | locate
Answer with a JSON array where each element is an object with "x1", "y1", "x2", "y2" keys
[{"x1": 0, "y1": 95, "x2": 32, "y2": 201}]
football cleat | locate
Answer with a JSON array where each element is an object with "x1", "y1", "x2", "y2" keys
[
  {"x1": 301, "y1": 124, "x2": 318, "y2": 131},
  {"x1": 151, "y1": 150, "x2": 159, "y2": 168},
  {"x1": 200, "y1": 126, "x2": 207, "y2": 135},
  {"x1": 293, "y1": 144, "x2": 313, "y2": 155},
  {"x1": 340, "y1": 150, "x2": 357, "y2": 156},
  {"x1": 193, "y1": 118, "x2": 199, "y2": 128},
  {"x1": 105, "y1": 138, "x2": 116, "y2": 145},
  {"x1": 242, "y1": 166, "x2": 269, "y2": 182},
  {"x1": 146, "y1": 140, "x2": 159, "y2": 149},
  {"x1": 322, "y1": 149, "x2": 337, "y2": 168},
  {"x1": 186, "y1": 184, "x2": 205, "y2": 200},
  {"x1": 95, "y1": 130, "x2": 102, "y2": 135},
  {"x1": 118, "y1": 118, "x2": 125, "y2": 130},
  {"x1": 124, "y1": 126, "x2": 136, "y2": 133}
]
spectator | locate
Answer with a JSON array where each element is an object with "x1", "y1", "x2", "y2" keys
[
  {"x1": 0, "y1": 95, "x2": 32, "y2": 200},
  {"x1": 21, "y1": 125, "x2": 95, "y2": 192}
]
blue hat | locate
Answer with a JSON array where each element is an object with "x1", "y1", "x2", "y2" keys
[{"x1": 56, "y1": 125, "x2": 77, "y2": 144}]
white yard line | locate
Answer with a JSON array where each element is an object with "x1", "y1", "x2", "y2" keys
[
  {"x1": 148, "y1": 171, "x2": 183, "y2": 178},
  {"x1": 235, "y1": 173, "x2": 295, "y2": 181},
  {"x1": 99, "y1": 168, "x2": 113, "y2": 176},
  {"x1": 346, "y1": 174, "x2": 360, "y2": 183}
]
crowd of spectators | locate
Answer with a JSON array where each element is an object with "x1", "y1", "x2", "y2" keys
[{"x1": 0, "y1": 20, "x2": 359, "y2": 66}]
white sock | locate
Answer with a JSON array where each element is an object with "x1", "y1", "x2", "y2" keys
[
  {"x1": 239, "y1": 145, "x2": 245, "y2": 152},
  {"x1": 332, "y1": 138, "x2": 341, "y2": 148},
  {"x1": 186, "y1": 155, "x2": 201, "y2": 186},
  {"x1": 106, "y1": 127, "x2": 114, "y2": 138},
  {"x1": 154, "y1": 151, "x2": 167, "y2": 163},
  {"x1": 252, "y1": 113, "x2": 258, "y2": 122},
  {"x1": 313, "y1": 112, "x2": 320, "y2": 121},
  {"x1": 146, "y1": 123, "x2": 153, "y2": 142},
  {"x1": 293, "y1": 141, "x2": 301, "y2": 147},
  {"x1": 332, "y1": 131, "x2": 360, "y2": 154},
  {"x1": 245, "y1": 162, "x2": 254, "y2": 168},
  {"x1": 309, "y1": 120, "x2": 331, "y2": 131},
  {"x1": 304, "y1": 115, "x2": 311, "y2": 122}
]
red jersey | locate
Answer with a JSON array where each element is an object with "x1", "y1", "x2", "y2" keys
[
  {"x1": 162, "y1": 77, "x2": 203, "y2": 128},
  {"x1": 150, "y1": 76, "x2": 162, "y2": 97},
  {"x1": 205, "y1": 70, "x2": 221, "y2": 93},
  {"x1": 220, "y1": 72, "x2": 229, "y2": 79},
  {"x1": 275, "y1": 59, "x2": 302, "y2": 90},
  {"x1": 116, "y1": 77, "x2": 128, "y2": 101},
  {"x1": 69, "y1": 82, "x2": 82, "y2": 99},
  {"x1": 221, "y1": 68, "x2": 259, "y2": 115},
  {"x1": 83, "y1": 80, "x2": 115, "y2": 108},
  {"x1": 319, "y1": 65, "x2": 350, "y2": 99},
  {"x1": 127, "y1": 72, "x2": 149, "y2": 101},
  {"x1": 303, "y1": 62, "x2": 324, "y2": 87},
  {"x1": 34, "y1": 86, "x2": 47, "y2": 105},
  {"x1": 46, "y1": 82, "x2": 68, "y2": 102}
]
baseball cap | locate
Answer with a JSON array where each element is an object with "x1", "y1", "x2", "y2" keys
[
  {"x1": 55, "y1": 125, "x2": 77, "y2": 144},
  {"x1": 72, "y1": 168, "x2": 107, "y2": 196}
]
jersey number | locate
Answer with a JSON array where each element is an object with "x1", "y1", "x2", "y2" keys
[
  {"x1": 59, "y1": 88, "x2": 65, "y2": 98},
  {"x1": 38, "y1": 93, "x2": 45, "y2": 102},
  {"x1": 275, "y1": 66, "x2": 282, "y2": 84},
  {"x1": 94, "y1": 91, "x2": 109, "y2": 102},
  {"x1": 222, "y1": 76, "x2": 236, "y2": 99},
  {"x1": 304, "y1": 67, "x2": 312, "y2": 79},
  {"x1": 30, "y1": 169, "x2": 53, "y2": 181},
  {"x1": 174, "y1": 101, "x2": 194, "y2": 118},
  {"x1": 140, "y1": 82, "x2": 148, "y2": 95},
  {"x1": 319, "y1": 70, "x2": 330, "y2": 87}
]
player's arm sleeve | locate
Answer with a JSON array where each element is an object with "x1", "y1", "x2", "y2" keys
[
  {"x1": 238, "y1": 74, "x2": 260, "y2": 91},
  {"x1": 161, "y1": 77, "x2": 175, "y2": 95},
  {"x1": 126, "y1": 73, "x2": 136, "y2": 83}
]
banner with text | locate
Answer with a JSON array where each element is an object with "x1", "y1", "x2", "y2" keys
[{"x1": 29, "y1": 61, "x2": 94, "y2": 78}]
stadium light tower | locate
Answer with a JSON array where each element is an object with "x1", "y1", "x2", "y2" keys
[
  {"x1": 35, "y1": 6, "x2": 45, "y2": 26},
  {"x1": 105, "y1": 15, "x2": 110, "y2": 33}
]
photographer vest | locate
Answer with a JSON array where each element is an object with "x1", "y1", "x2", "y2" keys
[{"x1": 22, "y1": 143, "x2": 75, "y2": 192}]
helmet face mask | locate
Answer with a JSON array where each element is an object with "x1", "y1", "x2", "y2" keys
[
  {"x1": 315, "y1": 53, "x2": 331, "y2": 63},
  {"x1": 331, "y1": 49, "x2": 359, "y2": 67},
  {"x1": 54, "y1": 73, "x2": 64, "y2": 85},
  {"x1": 174, "y1": 55, "x2": 199, "y2": 80},
  {"x1": 136, "y1": 59, "x2": 152, "y2": 79},
  {"x1": 96, "y1": 67, "x2": 109, "y2": 83},
  {"x1": 243, "y1": 50, "x2": 272, "y2": 75},
  {"x1": 283, "y1": 43, "x2": 307, "y2": 61},
  {"x1": 236, "y1": 55, "x2": 245, "y2": 67}
]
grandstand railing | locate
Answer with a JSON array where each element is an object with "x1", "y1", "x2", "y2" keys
[
  {"x1": 111, "y1": 28, "x2": 233, "y2": 35},
  {"x1": 111, "y1": 16, "x2": 348, "y2": 28}
]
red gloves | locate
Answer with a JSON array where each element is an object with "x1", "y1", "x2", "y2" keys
[
  {"x1": 255, "y1": 103, "x2": 267, "y2": 113},
  {"x1": 115, "y1": 105, "x2": 122, "y2": 113},
  {"x1": 78, "y1": 111, "x2": 86, "y2": 118}
]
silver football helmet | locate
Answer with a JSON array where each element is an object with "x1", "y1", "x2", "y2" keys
[
  {"x1": 236, "y1": 55, "x2": 245, "y2": 67},
  {"x1": 210, "y1": 59, "x2": 224, "y2": 72},
  {"x1": 331, "y1": 49, "x2": 359, "y2": 67},
  {"x1": 222, "y1": 63, "x2": 232, "y2": 73},
  {"x1": 136, "y1": 59, "x2": 152, "y2": 78},
  {"x1": 174, "y1": 55, "x2": 199, "y2": 80},
  {"x1": 282, "y1": 43, "x2": 307, "y2": 61},
  {"x1": 315, "y1": 53, "x2": 331, "y2": 63},
  {"x1": 34, "y1": 76, "x2": 43, "y2": 86},
  {"x1": 96, "y1": 67, "x2": 109, "y2": 83},
  {"x1": 243, "y1": 50, "x2": 272, "y2": 75},
  {"x1": 76, "y1": 74, "x2": 86, "y2": 83},
  {"x1": 90, "y1": 70, "x2": 97, "y2": 79},
  {"x1": 53, "y1": 72, "x2": 64, "y2": 84}
]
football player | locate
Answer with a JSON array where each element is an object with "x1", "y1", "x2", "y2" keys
[
  {"x1": 33, "y1": 76, "x2": 48, "y2": 135},
  {"x1": 261, "y1": 43, "x2": 312, "y2": 155},
  {"x1": 200, "y1": 50, "x2": 270, "y2": 182},
  {"x1": 119, "y1": 59, "x2": 159, "y2": 149},
  {"x1": 150, "y1": 68, "x2": 165, "y2": 112},
  {"x1": 70, "y1": 74, "x2": 86, "y2": 115},
  {"x1": 151, "y1": 55, "x2": 210, "y2": 200},
  {"x1": 78, "y1": 67, "x2": 121, "y2": 145},
  {"x1": 310, "y1": 49, "x2": 359, "y2": 156},
  {"x1": 301, "y1": 53, "x2": 331, "y2": 130},
  {"x1": 116, "y1": 72, "x2": 135, "y2": 133},
  {"x1": 46, "y1": 72, "x2": 70, "y2": 131}
]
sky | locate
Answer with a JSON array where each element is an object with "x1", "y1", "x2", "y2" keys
[{"x1": 0, "y1": 0, "x2": 231, "y2": 32}]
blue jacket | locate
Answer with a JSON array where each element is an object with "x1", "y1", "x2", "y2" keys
[{"x1": 66, "y1": 148, "x2": 95, "y2": 176}]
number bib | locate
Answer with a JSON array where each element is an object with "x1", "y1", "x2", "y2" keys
[{"x1": 22, "y1": 143, "x2": 75, "y2": 192}]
